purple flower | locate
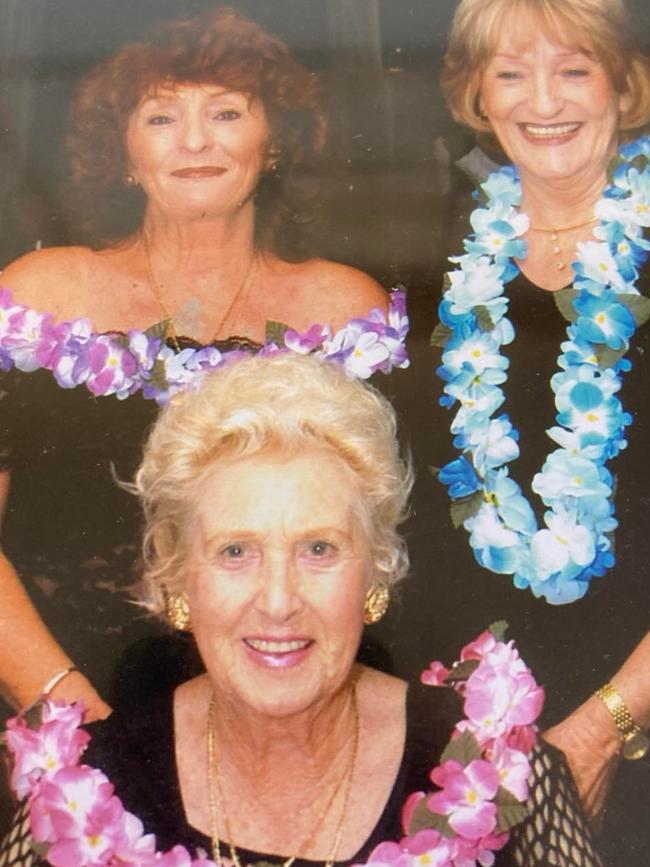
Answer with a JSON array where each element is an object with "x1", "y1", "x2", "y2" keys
[{"x1": 284, "y1": 323, "x2": 331, "y2": 353}]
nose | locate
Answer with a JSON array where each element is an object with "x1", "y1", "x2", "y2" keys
[
  {"x1": 529, "y1": 70, "x2": 563, "y2": 117},
  {"x1": 255, "y1": 553, "x2": 301, "y2": 623},
  {"x1": 179, "y1": 112, "x2": 213, "y2": 154}
]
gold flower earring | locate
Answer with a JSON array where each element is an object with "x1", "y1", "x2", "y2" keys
[
  {"x1": 167, "y1": 592, "x2": 192, "y2": 632},
  {"x1": 363, "y1": 585, "x2": 390, "y2": 624}
]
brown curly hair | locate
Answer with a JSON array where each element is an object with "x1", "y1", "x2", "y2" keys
[{"x1": 65, "y1": 6, "x2": 325, "y2": 255}]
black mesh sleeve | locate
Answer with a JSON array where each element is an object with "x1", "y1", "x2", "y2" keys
[{"x1": 509, "y1": 743, "x2": 604, "y2": 867}]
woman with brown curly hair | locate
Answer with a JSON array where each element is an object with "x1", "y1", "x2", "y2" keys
[{"x1": 0, "y1": 7, "x2": 388, "y2": 723}]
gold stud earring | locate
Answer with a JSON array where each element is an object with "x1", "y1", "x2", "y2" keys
[
  {"x1": 124, "y1": 173, "x2": 137, "y2": 186},
  {"x1": 363, "y1": 585, "x2": 389, "y2": 624},
  {"x1": 167, "y1": 592, "x2": 192, "y2": 632}
]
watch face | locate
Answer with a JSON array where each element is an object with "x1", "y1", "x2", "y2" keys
[{"x1": 622, "y1": 730, "x2": 650, "y2": 761}]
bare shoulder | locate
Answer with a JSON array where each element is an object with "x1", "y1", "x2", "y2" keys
[
  {"x1": 297, "y1": 258, "x2": 388, "y2": 315},
  {"x1": 268, "y1": 257, "x2": 388, "y2": 331},
  {"x1": 2, "y1": 246, "x2": 93, "y2": 315}
]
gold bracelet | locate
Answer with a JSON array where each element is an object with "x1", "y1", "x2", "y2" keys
[{"x1": 595, "y1": 683, "x2": 649, "y2": 760}]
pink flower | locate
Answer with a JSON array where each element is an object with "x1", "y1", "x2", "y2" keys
[
  {"x1": 402, "y1": 830, "x2": 457, "y2": 866},
  {"x1": 460, "y1": 630, "x2": 497, "y2": 664},
  {"x1": 6, "y1": 711, "x2": 90, "y2": 800},
  {"x1": 362, "y1": 841, "x2": 411, "y2": 867},
  {"x1": 30, "y1": 766, "x2": 118, "y2": 846},
  {"x1": 463, "y1": 648, "x2": 544, "y2": 740},
  {"x1": 428, "y1": 760, "x2": 499, "y2": 840},
  {"x1": 420, "y1": 662, "x2": 450, "y2": 687},
  {"x1": 489, "y1": 741, "x2": 531, "y2": 802},
  {"x1": 401, "y1": 791, "x2": 426, "y2": 835}
]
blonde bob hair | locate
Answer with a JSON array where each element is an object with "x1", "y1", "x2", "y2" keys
[
  {"x1": 134, "y1": 353, "x2": 412, "y2": 618},
  {"x1": 442, "y1": 0, "x2": 650, "y2": 134}
]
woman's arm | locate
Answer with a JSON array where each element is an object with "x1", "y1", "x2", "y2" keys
[
  {"x1": 544, "y1": 632, "x2": 650, "y2": 823},
  {"x1": 0, "y1": 471, "x2": 111, "y2": 721}
]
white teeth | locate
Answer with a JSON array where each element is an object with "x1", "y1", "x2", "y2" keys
[
  {"x1": 523, "y1": 123, "x2": 580, "y2": 137},
  {"x1": 246, "y1": 638, "x2": 309, "y2": 653}
]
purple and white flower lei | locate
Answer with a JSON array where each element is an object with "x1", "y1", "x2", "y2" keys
[
  {"x1": 0, "y1": 288, "x2": 409, "y2": 404},
  {"x1": 5, "y1": 626, "x2": 542, "y2": 867}
]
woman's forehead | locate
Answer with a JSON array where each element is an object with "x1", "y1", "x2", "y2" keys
[{"x1": 488, "y1": 8, "x2": 592, "y2": 59}]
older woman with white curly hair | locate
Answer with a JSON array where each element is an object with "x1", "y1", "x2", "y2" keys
[{"x1": 1, "y1": 353, "x2": 605, "y2": 867}]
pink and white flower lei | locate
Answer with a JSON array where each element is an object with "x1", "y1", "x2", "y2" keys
[
  {"x1": 4, "y1": 626, "x2": 543, "y2": 867},
  {"x1": 0, "y1": 288, "x2": 409, "y2": 405}
]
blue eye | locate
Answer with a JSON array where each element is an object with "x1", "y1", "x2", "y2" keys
[
  {"x1": 147, "y1": 115, "x2": 174, "y2": 125},
  {"x1": 563, "y1": 68, "x2": 589, "y2": 78}
]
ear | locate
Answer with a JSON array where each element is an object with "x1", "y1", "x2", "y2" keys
[{"x1": 618, "y1": 88, "x2": 633, "y2": 116}]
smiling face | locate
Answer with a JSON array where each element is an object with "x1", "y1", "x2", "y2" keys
[
  {"x1": 479, "y1": 21, "x2": 625, "y2": 189},
  {"x1": 125, "y1": 84, "x2": 270, "y2": 220},
  {"x1": 184, "y1": 449, "x2": 371, "y2": 720}
]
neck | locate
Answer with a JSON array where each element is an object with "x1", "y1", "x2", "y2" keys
[
  {"x1": 519, "y1": 167, "x2": 607, "y2": 230},
  {"x1": 140, "y1": 201, "x2": 259, "y2": 272},
  {"x1": 208, "y1": 674, "x2": 359, "y2": 785}
]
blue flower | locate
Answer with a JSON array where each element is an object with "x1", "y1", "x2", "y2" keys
[
  {"x1": 484, "y1": 468, "x2": 536, "y2": 535},
  {"x1": 438, "y1": 456, "x2": 482, "y2": 499},
  {"x1": 573, "y1": 290, "x2": 636, "y2": 349}
]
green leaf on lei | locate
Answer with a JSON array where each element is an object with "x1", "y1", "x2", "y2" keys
[
  {"x1": 148, "y1": 357, "x2": 171, "y2": 393},
  {"x1": 450, "y1": 490, "x2": 484, "y2": 529},
  {"x1": 408, "y1": 798, "x2": 454, "y2": 838},
  {"x1": 442, "y1": 272, "x2": 452, "y2": 292},
  {"x1": 553, "y1": 289, "x2": 579, "y2": 323},
  {"x1": 430, "y1": 323, "x2": 453, "y2": 347},
  {"x1": 145, "y1": 318, "x2": 172, "y2": 342},
  {"x1": 473, "y1": 305, "x2": 495, "y2": 332},
  {"x1": 495, "y1": 786, "x2": 530, "y2": 833},
  {"x1": 265, "y1": 320, "x2": 288, "y2": 345},
  {"x1": 619, "y1": 293, "x2": 650, "y2": 327},
  {"x1": 445, "y1": 659, "x2": 480, "y2": 685},
  {"x1": 30, "y1": 840, "x2": 50, "y2": 859},
  {"x1": 440, "y1": 729, "x2": 483, "y2": 766},
  {"x1": 111, "y1": 333, "x2": 130, "y2": 350},
  {"x1": 595, "y1": 344, "x2": 627, "y2": 369},
  {"x1": 488, "y1": 620, "x2": 509, "y2": 641}
]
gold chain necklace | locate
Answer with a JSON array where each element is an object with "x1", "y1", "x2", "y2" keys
[
  {"x1": 207, "y1": 685, "x2": 360, "y2": 867},
  {"x1": 140, "y1": 232, "x2": 258, "y2": 351},
  {"x1": 529, "y1": 215, "x2": 599, "y2": 271}
]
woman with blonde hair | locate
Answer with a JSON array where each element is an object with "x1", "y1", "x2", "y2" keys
[{"x1": 430, "y1": 0, "x2": 650, "y2": 852}]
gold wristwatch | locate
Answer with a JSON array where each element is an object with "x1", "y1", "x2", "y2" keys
[{"x1": 595, "y1": 683, "x2": 650, "y2": 760}]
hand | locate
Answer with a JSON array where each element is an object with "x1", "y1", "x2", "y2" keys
[
  {"x1": 48, "y1": 669, "x2": 112, "y2": 722},
  {"x1": 543, "y1": 694, "x2": 620, "y2": 831}
]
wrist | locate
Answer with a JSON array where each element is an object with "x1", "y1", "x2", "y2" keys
[{"x1": 595, "y1": 682, "x2": 649, "y2": 761}]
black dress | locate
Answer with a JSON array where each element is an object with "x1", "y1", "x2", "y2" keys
[
  {"x1": 380, "y1": 184, "x2": 650, "y2": 866},
  {"x1": 72, "y1": 681, "x2": 600, "y2": 867}
]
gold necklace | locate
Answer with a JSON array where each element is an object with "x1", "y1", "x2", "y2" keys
[
  {"x1": 140, "y1": 232, "x2": 258, "y2": 351},
  {"x1": 207, "y1": 685, "x2": 360, "y2": 867},
  {"x1": 529, "y1": 215, "x2": 599, "y2": 272}
]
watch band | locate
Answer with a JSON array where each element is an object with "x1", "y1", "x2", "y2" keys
[{"x1": 595, "y1": 682, "x2": 649, "y2": 760}]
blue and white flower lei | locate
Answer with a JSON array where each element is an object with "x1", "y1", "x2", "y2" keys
[{"x1": 436, "y1": 137, "x2": 650, "y2": 605}]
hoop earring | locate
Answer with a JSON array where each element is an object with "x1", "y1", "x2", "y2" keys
[
  {"x1": 363, "y1": 585, "x2": 389, "y2": 624},
  {"x1": 167, "y1": 592, "x2": 192, "y2": 632}
]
